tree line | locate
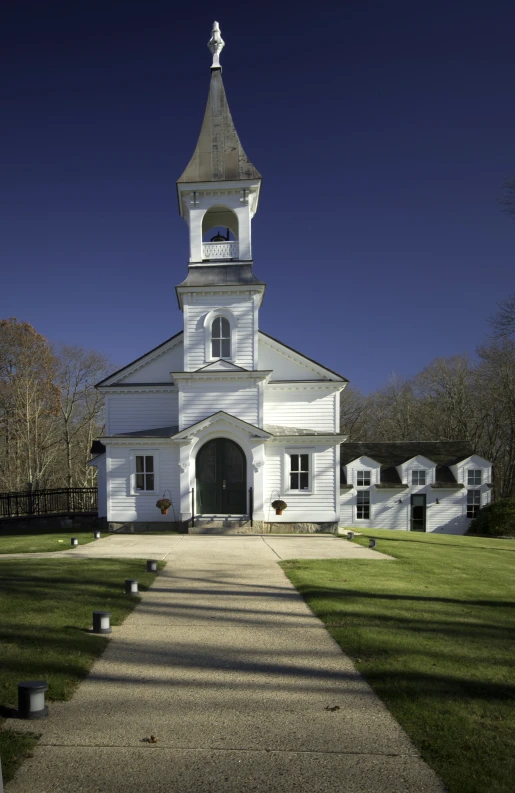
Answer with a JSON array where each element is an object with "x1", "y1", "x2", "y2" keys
[
  {"x1": 0, "y1": 318, "x2": 111, "y2": 492},
  {"x1": 340, "y1": 296, "x2": 515, "y2": 499}
]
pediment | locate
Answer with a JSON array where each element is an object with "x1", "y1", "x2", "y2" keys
[
  {"x1": 173, "y1": 411, "x2": 272, "y2": 441},
  {"x1": 195, "y1": 359, "x2": 248, "y2": 372},
  {"x1": 258, "y1": 331, "x2": 347, "y2": 382},
  {"x1": 97, "y1": 332, "x2": 184, "y2": 387}
]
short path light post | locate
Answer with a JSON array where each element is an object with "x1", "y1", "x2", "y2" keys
[
  {"x1": 92, "y1": 611, "x2": 112, "y2": 634},
  {"x1": 71, "y1": 537, "x2": 79, "y2": 547},
  {"x1": 369, "y1": 538, "x2": 377, "y2": 549},
  {"x1": 146, "y1": 560, "x2": 157, "y2": 573},
  {"x1": 17, "y1": 681, "x2": 49, "y2": 719},
  {"x1": 94, "y1": 531, "x2": 101, "y2": 539},
  {"x1": 125, "y1": 579, "x2": 139, "y2": 595},
  {"x1": 347, "y1": 531, "x2": 354, "y2": 540}
]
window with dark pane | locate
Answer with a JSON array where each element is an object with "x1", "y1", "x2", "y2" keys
[
  {"x1": 357, "y1": 491, "x2": 370, "y2": 519},
  {"x1": 467, "y1": 489, "x2": 481, "y2": 518},
  {"x1": 357, "y1": 470, "x2": 371, "y2": 486},
  {"x1": 467, "y1": 469, "x2": 481, "y2": 486},
  {"x1": 412, "y1": 470, "x2": 426, "y2": 486},
  {"x1": 135, "y1": 455, "x2": 155, "y2": 491},
  {"x1": 211, "y1": 316, "x2": 231, "y2": 358},
  {"x1": 290, "y1": 453, "x2": 309, "y2": 490}
]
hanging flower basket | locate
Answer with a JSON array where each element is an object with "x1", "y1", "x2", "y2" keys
[
  {"x1": 156, "y1": 498, "x2": 172, "y2": 515},
  {"x1": 271, "y1": 499, "x2": 287, "y2": 516}
]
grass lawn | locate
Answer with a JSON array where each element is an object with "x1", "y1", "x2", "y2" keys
[
  {"x1": 0, "y1": 557, "x2": 161, "y2": 783},
  {"x1": 282, "y1": 530, "x2": 515, "y2": 793},
  {"x1": 0, "y1": 524, "x2": 107, "y2": 554}
]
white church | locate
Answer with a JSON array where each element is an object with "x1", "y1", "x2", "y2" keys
[{"x1": 90, "y1": 23, "x2": 492, "y2": 535}]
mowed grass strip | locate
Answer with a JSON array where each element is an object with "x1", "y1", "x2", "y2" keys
[
  {"x1": 0, "y1": 524, "x2": 105, "y2": 554},
  {"x1": 0, "y1": 557, "x2": 162, "y2": 782},
  {"x1": 281, "y1": 531, "x2": 515, "y2": 793}
]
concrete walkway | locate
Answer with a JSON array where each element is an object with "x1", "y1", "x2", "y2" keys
[{"x1": 6, "y1": 537, "x2": 444, "y2": 792}]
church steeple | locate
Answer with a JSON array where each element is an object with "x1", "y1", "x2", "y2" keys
[
  {"x1": 176, "y1": 23, "x2": 262, "y2": 264},
  {"x1": 178, "y1": 22, "x2": 261, "y2": 184}
]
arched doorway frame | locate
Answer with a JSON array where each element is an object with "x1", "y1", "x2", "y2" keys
[
  {"x1": 195, "y1": 436, "x2": 247, "y2": 515},
  {"x1": 189, "y1": 427, "x2": 255, "y2": 516}
]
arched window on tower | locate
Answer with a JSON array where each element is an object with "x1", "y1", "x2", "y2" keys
[{"x1": 211, "y1": 316, "x2": 231, "y2": 358}]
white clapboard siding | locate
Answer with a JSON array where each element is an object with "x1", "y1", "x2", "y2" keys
[
  {"x1": 184, "y1": 295, "x2": 256, "y2": 371},
  {"x1": 258, "y1": 337, "x2": 328, "y2": 380},
  {"x1": 117, "y1": 341, "x2": 183, "y2": 383},
  {"x1": 264, "y1": 390, "x2": 336, "y2": 432},
  {"x1": 264, "y1": 445, "x2": 337, "y2": 522},
  {"x1": 339, "y1": 487, "x2": 471, "y2": 534},
  {"x1": 107, "y1": 447, "x2": 180, "y2": 522},
  {"x1": 181, "y1": 382, "x2": 259, "y2": 427},
  {"x1": 107, "y1": 393, "x2": 179, "y2": 435}
]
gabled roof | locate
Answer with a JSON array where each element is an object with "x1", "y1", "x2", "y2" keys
[
  {"x1": 96, "y1": 331, "x2": 183, "y2": 387},
  {"x1": 340, "y1": 441, "x2": 474, "y2": 468},
  {"x1": 259, "y1": 330, "x2": 348, "y2": 382},
  {"x1": 264, "y1": 424, "x2": 342, "y2": 437},
  {"x1": 195, "y1": 359, "x2": 248, "y2": 372},
  {"x1": 172, "y1": 411, "x2": 271, "y2": 440},
  {"x1": 340, "y1": 441, "x2": 476, "y2": 490},
  {"x1": 177, "y1": 69, "x2": 261, "y2": 184}
]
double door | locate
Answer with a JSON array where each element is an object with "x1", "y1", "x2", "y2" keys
[{"x1": 196, "y1": 438, "x2": 247, "y2": 514}]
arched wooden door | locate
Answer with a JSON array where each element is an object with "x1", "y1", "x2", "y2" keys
[{"x1": 196, "y1": 439, "x2": 247, "y2": 514}]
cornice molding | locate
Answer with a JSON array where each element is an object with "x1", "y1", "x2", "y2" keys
[
  {"x1": 265, "y1": 381, "x2": 344, "y2": 392},
  {"x1": 98, "y1": 385, "x2": 178, "y2": 394}
]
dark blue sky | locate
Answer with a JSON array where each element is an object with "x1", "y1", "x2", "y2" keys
[{"x1": 2, "y1": 0, "x2": 514, "y2": 392}]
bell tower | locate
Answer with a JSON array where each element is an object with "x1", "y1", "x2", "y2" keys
[
  {"x1": 175, "y1": 22, "x2": 265, "y2": 373},
  {"x1": 176, "y1": 21, "x2": 262, "y2": 264}
]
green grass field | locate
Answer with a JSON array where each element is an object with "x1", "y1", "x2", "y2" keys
[
  {"x1": 0, "y1": 526, "x2": 106, "y2": 554},
  {"x1": 0, "y1": 557, "x2": 161, "y2": 782},
  {"x1": 282, "y1": 530, "x2": 515, "y2": 793}
]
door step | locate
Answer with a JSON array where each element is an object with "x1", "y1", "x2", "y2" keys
[{"x1": 189, "y1": 517, "x2": 254, "y2": 535}]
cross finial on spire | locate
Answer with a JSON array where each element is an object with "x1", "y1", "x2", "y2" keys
[{"x1": 208, "y1": 21, "x2": 225, "y2": 70}]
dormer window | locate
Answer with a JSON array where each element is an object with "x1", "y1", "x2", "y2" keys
[
  {"x1": 412, "y1": 470, "x2": 426, "y2": 486},
  {"x1": 212, "y1": 316, "x2": 231, "y2": 358}
]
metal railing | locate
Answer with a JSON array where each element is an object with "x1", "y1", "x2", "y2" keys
[{"x1": 0, "y1": 487, "x2": 98, "y2": 519}]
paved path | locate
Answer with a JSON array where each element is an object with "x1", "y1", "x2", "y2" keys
[
  {"x1": 1, "y1": 533, "x2": 392, "y2": 561},
  {"x1": 5, "y1": 537, "x2": 444, "y2": 792}
]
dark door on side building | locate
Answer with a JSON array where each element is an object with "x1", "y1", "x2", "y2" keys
[
  {"x1": 196, "y1": 438, "x2": 247, "y2": 514},
  {"x1": 410, "y1": 494, "x2": 426, "y2": 532}
]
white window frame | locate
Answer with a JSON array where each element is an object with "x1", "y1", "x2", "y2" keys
[
  {"x1": 467, "y1": 469, "x2": 482, "y2": 486},
  {"x1": 284, "y1": 448, "x2": 314, "y2": 494},
  {"x1": 466, "y1": 489, "x2": 481, "y2": 519},
  {"x1": 130, "y1": 450, "x2": 159, "y2": 496},
  {"x1": 412, "y1": 470, "x2": 426, "y2": 486},
  {"x1": 203, "y1": 309, "x2": 238, "y2": 362},
  {"x1": 356, "y1": 469, "x2": 371, "y2": 487},
  {"x1": 356, "y1": 490, "x2": 371, "y2": 520}
]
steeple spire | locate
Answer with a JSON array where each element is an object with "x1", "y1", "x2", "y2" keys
[
  {"x1": 208, "y1": 21, "x2": 225, "y2": 70},
  {"x1": 177, "y1": 22, "x2": 261, "y2": 184}
]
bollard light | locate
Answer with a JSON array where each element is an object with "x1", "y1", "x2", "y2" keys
[
  {"x1": 146, "y1": 560, "x2": 158, "y2": 573},
  {"x1": 125, "y1": 579, "x2": 139, "y2": 595},
  {"x1": 369, "y1": 538, "x2": 377, "y2": 549},
  {"x1": 347, "y1": 531, "x2": 354, "y2": 540},
  {"x1": 94, "y1": 531, "x2": 101, "y2": 539},
  {"x1": 17, "y1": 681, "x2": 48, "y2": 719},
  {"x1": 71, "y1": 537, "x2": 79, "y2": 547},
  {"x1": 92, "y1": 611, "x2": 112, "y2": 634}
]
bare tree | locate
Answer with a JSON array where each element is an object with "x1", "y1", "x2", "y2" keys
[
  {"x1": 55, "y1": 345, "x2": 111, "y2": 487},
  {"x1": 0, "y1": 318, "x2": 60, "y2": 490},
  {"x1": 339, "y1": 385, "x2": 371, "y2": 440},
  {"x1": 489, "y1": 293, "x2": 515, "y2": 340}
]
